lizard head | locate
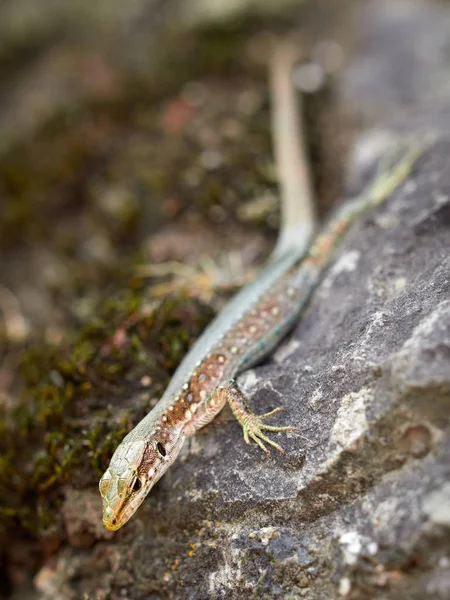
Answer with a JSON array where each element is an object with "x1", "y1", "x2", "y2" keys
[{"x1": 99, "y1": 430, "x2": 185, "y2": 531}]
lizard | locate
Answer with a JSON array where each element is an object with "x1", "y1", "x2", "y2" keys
[
  {"x1": 99, "y1": 38, "x2": 421, "y2": 531},
  {"x1": 99, "y1": 143, "x2": 420, "y2": 531}
]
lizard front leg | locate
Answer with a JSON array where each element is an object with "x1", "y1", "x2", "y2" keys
[
  {"x1": 184, "y1": 380, "x2": 296, "y2": 453},
  {"x1": 219, "y1": 379, "x2": 296, "y2": 454}
]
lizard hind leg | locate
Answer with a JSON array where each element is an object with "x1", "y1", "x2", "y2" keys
[{"x1": 221, "y1": 380, "x2": 296, "y2": 454}]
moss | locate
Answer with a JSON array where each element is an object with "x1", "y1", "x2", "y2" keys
[{"x1": 0, "y1": 288, "x2": 213, "y2": 539}]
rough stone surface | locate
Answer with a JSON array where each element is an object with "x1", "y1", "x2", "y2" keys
[{"x1": 342, "y1": 0, "x2": 450, "y2": 124}]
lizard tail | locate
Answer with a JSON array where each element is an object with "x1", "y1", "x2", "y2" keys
[{"x1": 269, "y1": 38, "x2": 316, "y2": 263}]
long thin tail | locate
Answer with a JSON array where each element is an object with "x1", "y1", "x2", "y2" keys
[{"x1": 269, "y1": 38, "x2": 316, "y2": 262}]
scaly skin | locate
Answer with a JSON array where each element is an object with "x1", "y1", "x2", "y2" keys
[{"x1": 99, "y1": 147, "x2": 421, "y2": 531}]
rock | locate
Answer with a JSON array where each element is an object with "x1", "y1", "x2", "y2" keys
[{"x1": 61, "y1": 489, "x2": 114, "y2": 548}]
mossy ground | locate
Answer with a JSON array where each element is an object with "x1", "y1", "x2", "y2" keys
[{"x1": 0, "y1": 290, "x2": 214, "y2": 539}]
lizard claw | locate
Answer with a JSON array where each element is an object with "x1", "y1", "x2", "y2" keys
[
  {"x1": 223, "y1": 380, "x2": 296, "y2": 454},
  {"x1": 241, "y1": 407, "x2": 297, "y2": 454}
]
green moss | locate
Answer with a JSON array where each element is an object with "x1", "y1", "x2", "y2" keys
[{"x1": 0, "y1": 289, "x2": 213, "y2": 539}]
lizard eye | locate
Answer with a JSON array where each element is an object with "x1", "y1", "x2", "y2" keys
[
  {"x1": 131, "y1": 476, "x2": 142, "y2": 493},
  {"x1": 156, "y1": 442, "x2": 166, "y2": 457}
]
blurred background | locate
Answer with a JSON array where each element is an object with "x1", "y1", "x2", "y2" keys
[{"x1": 1, "y1": 0, "x2": 449, "y2": 598}]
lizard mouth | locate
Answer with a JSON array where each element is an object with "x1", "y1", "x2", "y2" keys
[
  {"x1": 102, "y1": 486, "x2": 150, "y2": 531},
  {"x1": 102, "y1": 510, "x2": 120, "y2": 532},
  {"x1": 101, "y1": 467, "x2": 164, "y2": 531}
]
